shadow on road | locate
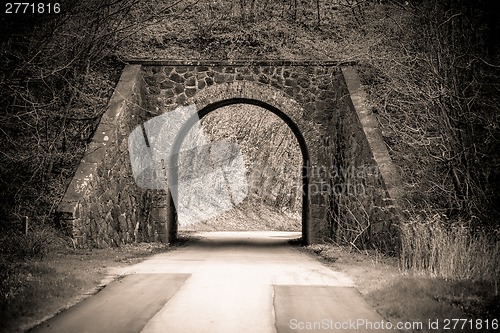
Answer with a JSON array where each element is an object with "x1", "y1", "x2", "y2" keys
[{"x1": 177, "y1": 231, "x2": 303, "y2": 250}]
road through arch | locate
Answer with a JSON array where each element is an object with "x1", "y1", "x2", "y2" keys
[{"x1": 168, "y1": 98, "x2": 310, "y2": 243}]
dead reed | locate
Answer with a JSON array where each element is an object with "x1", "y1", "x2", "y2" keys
[{"x1": 400, "y1": 216, "x2": 500, "y2": 293}]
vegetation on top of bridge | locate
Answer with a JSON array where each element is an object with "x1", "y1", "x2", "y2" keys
[{"x1": 123, "y1": 59, "x2": 357, "y2": 66}]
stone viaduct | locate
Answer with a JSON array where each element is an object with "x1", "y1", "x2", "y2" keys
[{"x1": 56, "y1": 60, "x2": 403, "y2": 253}]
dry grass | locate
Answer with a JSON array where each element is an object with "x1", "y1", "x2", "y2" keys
[
  {"x1": 400, "y1": 217, "x2": 500, "y2": 290},
  {"x1": 369, "y1": 277, "x2": 499, "y2": 333}
]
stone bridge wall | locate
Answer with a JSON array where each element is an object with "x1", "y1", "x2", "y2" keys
[
  {"x1": 329, "y1": 68, "x2": 401, "y2": 252},
  {"x1": 56, "y1": 66, "x2": 168, "y2": 247},
  {"x1": 56, "y1": 61, "x2": 402, "y2": 252},
  {"x1": 140, "y1": 61, "x2": 342, "y2": 124},
  {"x1": 140, "y1": 61, "x2": 343, "y2": 244}
]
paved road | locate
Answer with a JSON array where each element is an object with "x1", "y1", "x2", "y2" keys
[{"x1": 30, "y1": 231, "x2": 391, "y2": 333}]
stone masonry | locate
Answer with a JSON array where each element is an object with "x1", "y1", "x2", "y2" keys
[
  {"x1": 56, "y1": 60, "x2": 402, "y2": 252},
  {"x1": 56, "y1": 66, "x2": 167, "y2": 247}
]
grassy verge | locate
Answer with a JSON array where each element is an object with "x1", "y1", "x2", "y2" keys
[
  {"x1": 304, "y1": 244, "x2": 499, "y2": 332},
  {"x1": 370, "y1": 278, "x2": 499, "y2": 332},
  {"x1": 0, "y1": 242, "x2": 170, "y2": 333}
]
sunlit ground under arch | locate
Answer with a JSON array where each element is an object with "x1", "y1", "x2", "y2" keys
[{"x1": 177, "y1": 103, "x2": 302, "y2": 232}]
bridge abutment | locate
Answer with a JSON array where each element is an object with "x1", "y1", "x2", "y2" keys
[{"x1": 56, "y1": 61, "x2": 402, "y2": 253}]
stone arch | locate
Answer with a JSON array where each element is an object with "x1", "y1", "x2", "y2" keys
[
  {"x1": 165, "y1": 80, "x2": 328, "y2": 244},
  {"x1": 56, "y1": 63, "x2": 402, "y2": 252},
  {"x1": 55, "y1": 63, "x2": 403, "y2": 252}
]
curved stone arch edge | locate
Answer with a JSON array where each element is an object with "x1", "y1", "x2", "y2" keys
[
  {"x1": 168, "y1": 97, "x2": 311, "y2": 244},
  {"x1": 190, "y1": 80, "x2": 327, "y2": 152}
]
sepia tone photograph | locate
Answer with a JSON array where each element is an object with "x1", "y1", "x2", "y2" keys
[{"x1": 1, "y1": 1, "x2": 499, "y2": 332}]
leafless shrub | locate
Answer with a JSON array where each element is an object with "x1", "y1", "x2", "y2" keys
[
  {"x1": 338, "y1": 0, "x2": 367, "y2": 25},
  {"x1": 361, "y1": 1, "x2": 500, "y2": 225},
  {"x1": 0, "y1": 0, "x2": 155, "y2": 231}
]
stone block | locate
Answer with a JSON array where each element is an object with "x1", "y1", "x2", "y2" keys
[
  {"x1": 185, "y1": 88, "x2": 197, "y2": 98},
  {"x1": 160, "y1": 79, "x2": 175, "y2": 89},
  {"x1": 258, "y1": 74, "x2": 269, "y2": 84},
  {"x1": 319, "y1": 90, "x2": 336, "y2": 100},
  {"x1": 176, "y1": 93, "x2": 187, "y2": 105},
  {"x1": 297, "y1": 76, "x2": 310, "y2": 88},
  {"x1": 186, "y1": 76, "x2": 196, "y2": 87},
  {"x1": 170, "y1": 72, "x2": 184, "y2": 83},
  {"x1": 214, "y1": 73, "x2": 226, "y2": 84},
  {"x1": 151, "y1": 66, "x2": 162, "y2": 74},
  {"x1": 164, "y1": 89, "x2": 175, "y2": 98},
  {"x1": 284, "y1": 78, "x2": 296, "y2": 87},
  {"x1": 163, "y1": 67, "x2": 173, "y2": 75},
  {"x1": 174, "y1": 83, "x2": 184, "y2": 94}
]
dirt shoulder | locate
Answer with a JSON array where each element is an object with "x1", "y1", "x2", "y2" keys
[{"x1": 1, "y1": 242, "x2": 179, "y2": 333}]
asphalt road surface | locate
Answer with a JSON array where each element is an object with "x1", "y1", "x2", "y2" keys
[{"x1": 30, "y1": 231, "x2": 392, "y2": 333}]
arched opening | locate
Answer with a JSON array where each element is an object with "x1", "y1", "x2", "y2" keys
[{"x1": 168, "y1": 98, "x2": 310, "y2": 243}]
